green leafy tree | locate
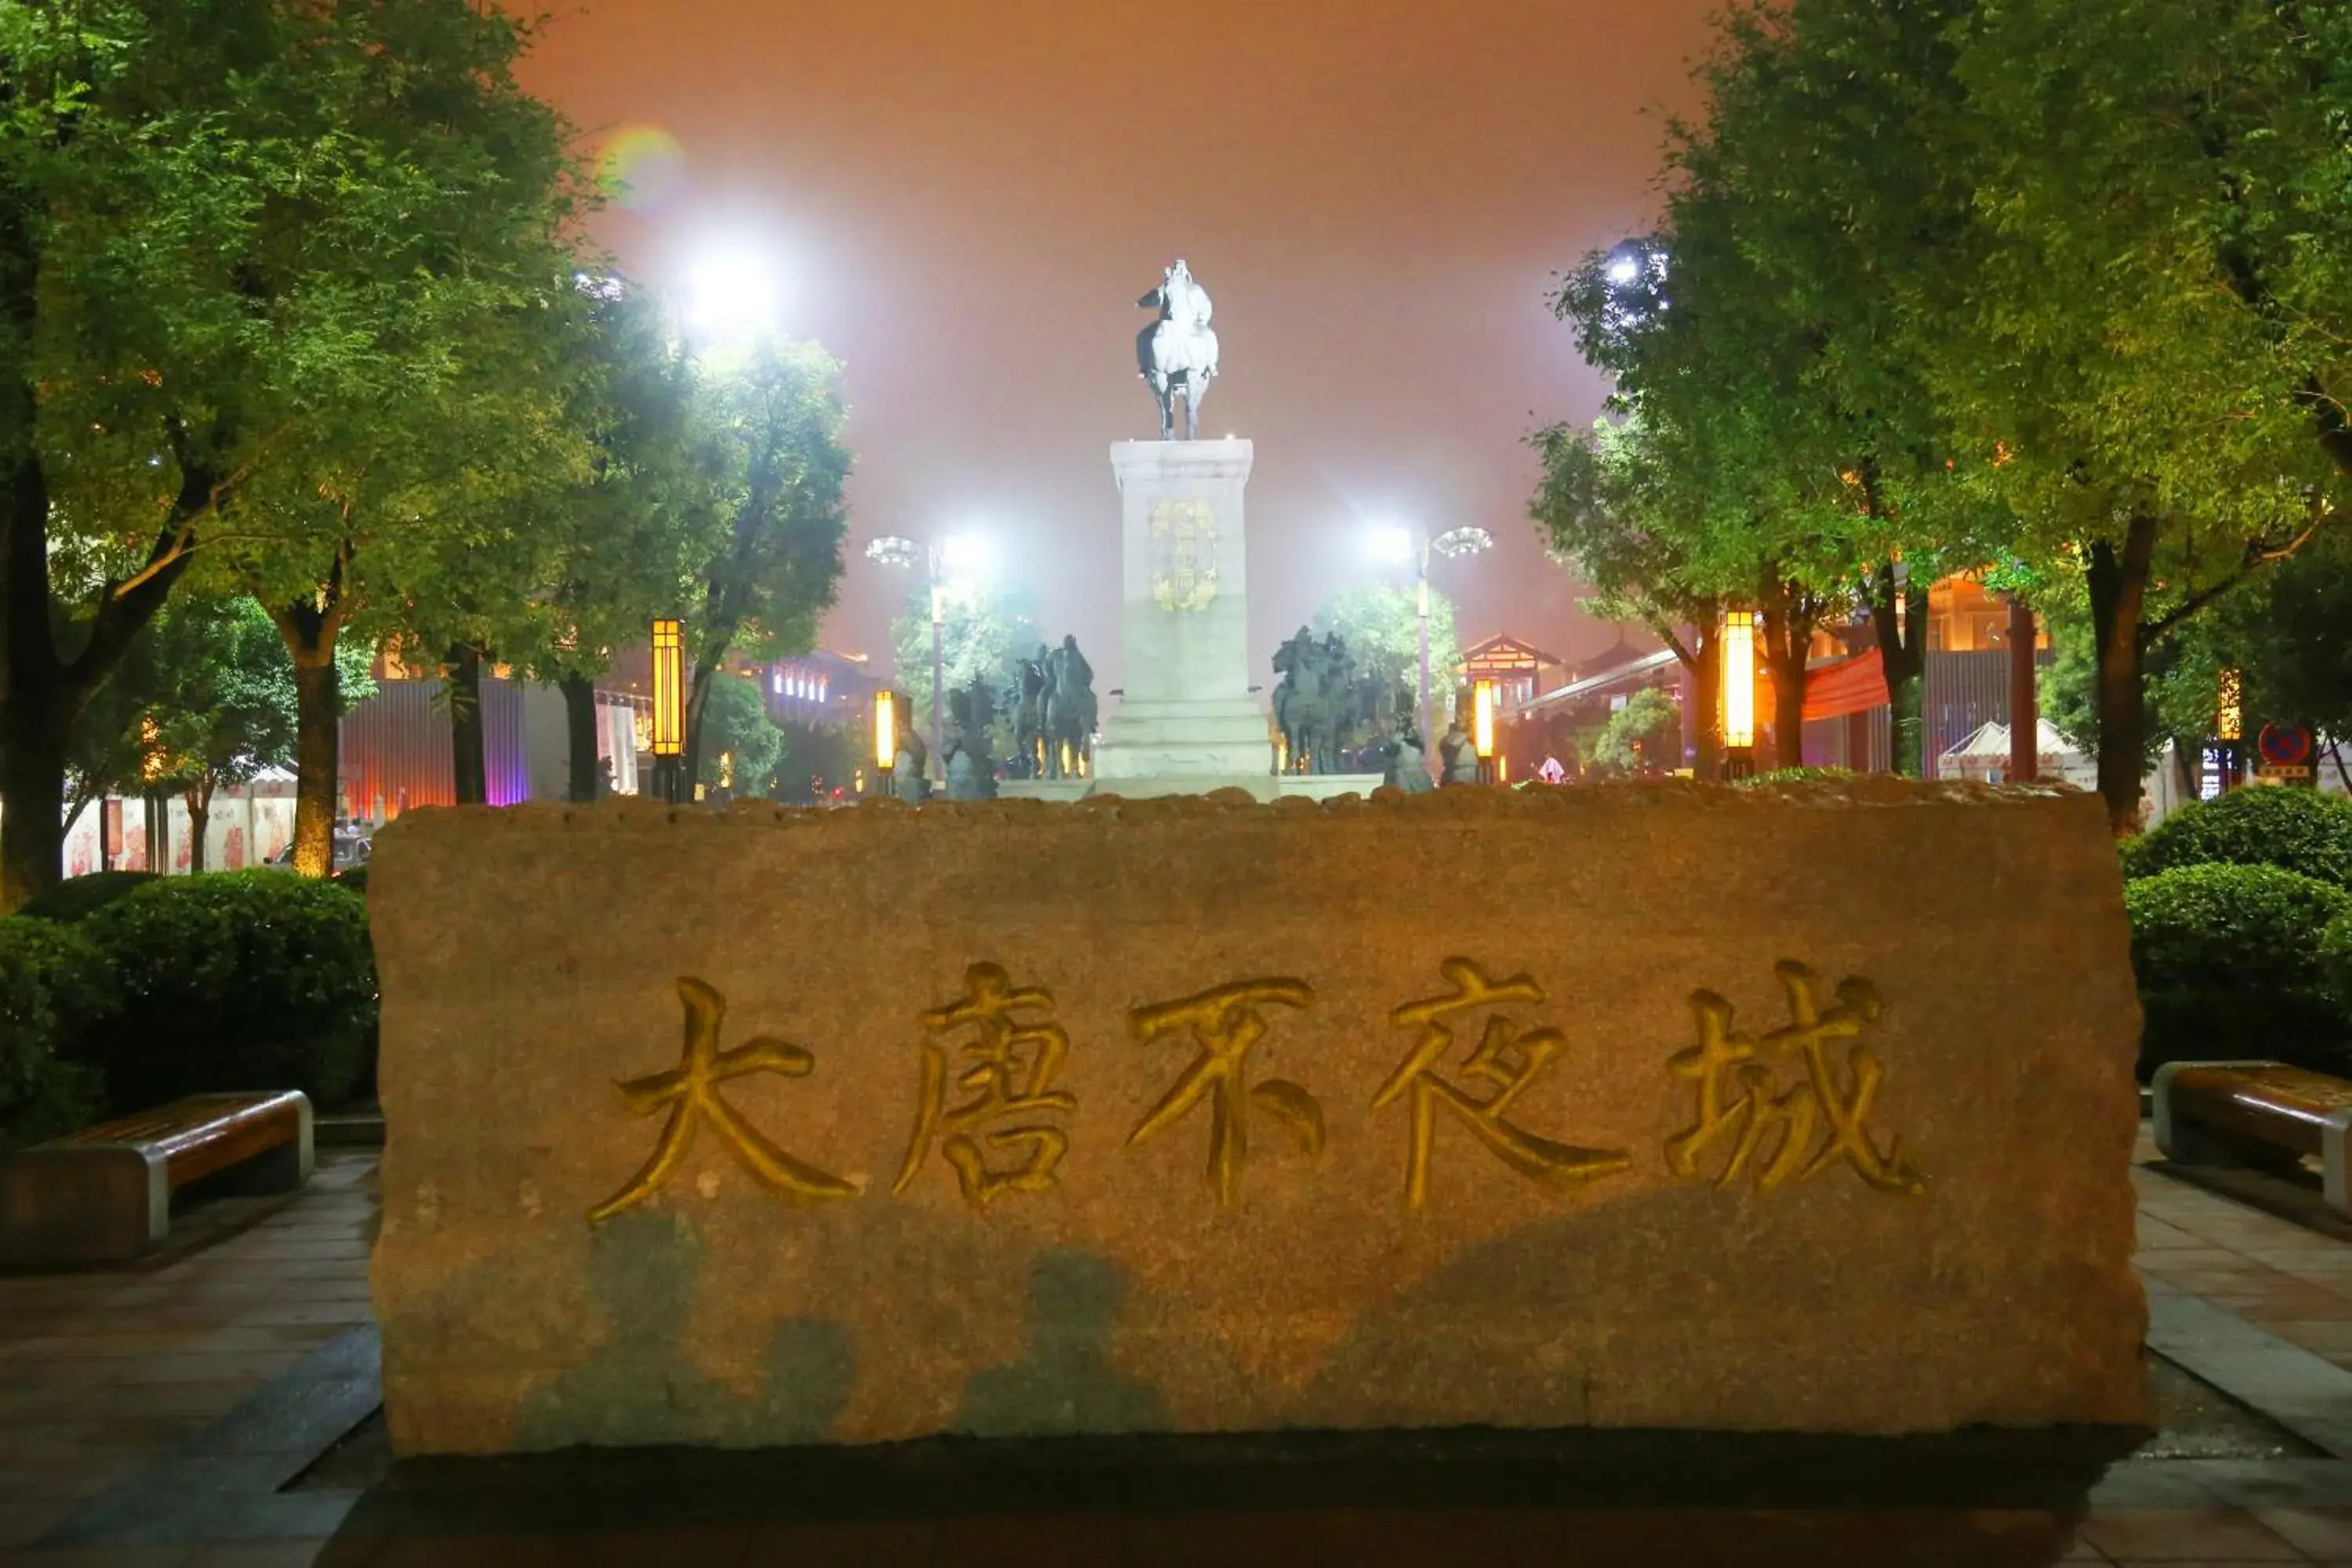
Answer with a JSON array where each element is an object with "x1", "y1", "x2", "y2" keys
[
  {"x1": 1308, "y1": 582, "x2": 1460, "y2": 735},
  {"x1": 695, "y1": 673, "x2": 784, "y2": 798},
  {"x1": 0, "y1": 0, "x2": 593, "y2": 904},
  {"x1": 1587, "y1": 688, "x2": 1683, "y2": 779},
  {"x1": 682, "y1": 338, "x2": 853, "y2": 789},
  {"x1": 888, "y1": 581, "x2": 1044, "y2": 745},
  {"x1": 772, "y1": 720, "x2": 864, "y2": 804},
  {"x1": 141, "y1": 596, "x2": 372, "y2": 869},
  {"x1": 1907, "y1": 0, "x2": 2347, "y2": 830},
  {"x1": 1530, "y1": 419, "x2": 1726, "y2": 775}
]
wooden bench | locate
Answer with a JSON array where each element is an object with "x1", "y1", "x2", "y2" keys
[
  {"x1": 0, "y1": 1091, "x2": 313, "y2": 1265},
  {"x1": 2154, "y1": 1061, "x2": 2352, "y2": 1214}
]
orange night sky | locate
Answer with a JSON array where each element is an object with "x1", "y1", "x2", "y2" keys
[{"x1": 519, "y1": 0, "x2": 1721, "y2": 687}]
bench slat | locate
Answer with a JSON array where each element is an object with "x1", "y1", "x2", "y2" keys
[
  {"x1": 52, "y1": 1092, "x2": 308, "y2": 1189},
  {"x1": 2169, "y1": 1065, "x2": 2352, "y2": 1159}
]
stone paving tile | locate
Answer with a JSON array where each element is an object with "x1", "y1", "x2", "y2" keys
[{"x1": 20, "y1": 1139, "x2": 2352, "y2": 1566}]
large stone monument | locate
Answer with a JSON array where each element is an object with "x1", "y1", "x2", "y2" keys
[
  {"x1": 1006, "y1": 261, "x2": 1379, "y2": 802},
  {"x1": 1090, "y1": 437, "x2": 1280, "y2": 787},
  {"x1": 369, "y1": 781, "x2": 2149, "y2": 1455}
]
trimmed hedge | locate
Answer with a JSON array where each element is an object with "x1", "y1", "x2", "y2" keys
[
  {"x1": 2119, "y1": 786, "x2": 2352, "y2": 887},
  {"x1": 1735, "y1": 767, "x2": 1853, "y2": 787},
  {"x1": 0, "y1": 919, "x2": 111, "y2": 1149},
  {"x1": 2322, "y1": 911, "x2": 2352, "y2": 1019},
  {"x1": 2125, "y1": 862, "x2": 2352, "y2": 1079},
  {"x1": 79, "y1": 872, "x2": 377, "y2": 1112},
  {"x1": 17, "y1": 869, "x2": 159, "y2": 924}
]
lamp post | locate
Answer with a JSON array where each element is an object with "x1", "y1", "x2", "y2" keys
[
  {"x1": 866, "y1": 535, "x2": 985, "y2": 781},
  {"x1": 1377, "y1": 524, "x2": 1494, "y2": 772},
  {"x1": 649, "y1": 617, "x2": 686, "y2": 804},
  {"x1": 1721, "y1": 609, "x2": 1758, "y2": 780}
]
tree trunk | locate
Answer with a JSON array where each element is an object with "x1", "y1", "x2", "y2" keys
[
  {"x1": 1758, "y1": 575, "x2": 1814, "y2": 773},
  {"x1": 448, "y1": 643, "x2": 487, "y2": 806},
  {"x1": 183, "y1": 778, "x2": 212, "y2": 874},
  {"x1": 1690, "y1": 622, "x2": 1722, "y2": 780},
  {"x1": 270, "y1": 599, "x2": 346, "y2": 879},
  {"x1": 561, "y1": 673, "x2": 601, "y2": 802},
  {"x1": 2085, "y1": 517, "x2": 2159, "y2": 837},
  {"x1": 0, "y1": 696, "x2": 69, "y2": 912},
  {"x1": 683, "y1": 654, "x2": 724, "y2": 797},
  {"x1": 1869, "y1": 564, "x2": 1929, "y2": 777},
  {"x1": 2007, "y1": 597, "x2": 2038, "y2": 784}
]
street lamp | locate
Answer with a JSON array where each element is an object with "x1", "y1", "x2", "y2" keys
[
  {"x1": 866, "y1": 534, "x2": 986, "y2": 776},
  {"x1": 1374, "y1": 524, "x2": 1494, "y2": 775},
  {"x1": 684, "y1": 248, "x2": 780, "y2": 343},
  {"x1": 649, "y1": 617, "x2": 686, "y2": 803},
  {"x1": 1721, "y1": 609, "x2": 1757, "y2": 780}
]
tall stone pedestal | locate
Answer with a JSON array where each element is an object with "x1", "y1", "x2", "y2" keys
[{"x1": 1090, "y1": 439, "x2": 1275, "y2": 784}]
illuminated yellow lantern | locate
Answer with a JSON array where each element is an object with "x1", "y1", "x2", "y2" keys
[
  {"x1": 1721, "y1": 610, "x2": 1757, "y2": 777},
  {"x1": 875, "y1": 689, "x2": 898, "y2": 772},
  {"x1": 2216, "y1": 667, "x2": 2244, "y2": 744},
  {"x1": 649, "y1": 619, "x2": 685, "y2": 758},
  {"x1": 1472, "y1": 679, "x2": 1496, "y2": 760}
]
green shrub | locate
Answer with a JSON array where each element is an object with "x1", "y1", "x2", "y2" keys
[
  {"x1": 80, "y1": 872, "x2": 376, "y2": 1112},
  {"x1": 2126, "y1": 862, "x2": 2352, "y2": 1079},
  {"x1": 0, "y1": 919, "x2": 112, "y2": 1148},
  {"x1": 2321, "y1": 911, "x2": 2352, "y2": 1018},
  {"x1": 1735, "y1": 767, "x2": 1853, "y2": 787},
  {"x1": 2119, "y1": 786, "x2": 2352, "y2": 887},
  {"x1": 17, "y1": 869, "x2": 159, "y2": 924}
]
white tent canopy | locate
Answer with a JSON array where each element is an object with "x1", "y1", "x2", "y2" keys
[{"x1": 1939, "y1": 717, "x2": 2078, "y2": 767}]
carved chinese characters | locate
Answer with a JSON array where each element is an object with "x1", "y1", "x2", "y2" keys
[
  {"x1": 894, "y1": 964, "x2": 1077, "y2": 1209},
  {"x1": 1377, "y1": 960, "x2": 1632, "y2": 1210},
  {"x1": 588, "y1": 958, "x2": 1924, "y2": 1221},
  {"x1": 1126, "y1": 978, "x2": 1323, "y2": 1209},
  {"x1": 588, "y1": 978, "x2": 859, "y2": 1221},
  {"x1": 1667, "y1": 962, "x2": 1926, "y2": 1196}
]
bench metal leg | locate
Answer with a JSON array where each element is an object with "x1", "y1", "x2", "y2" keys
[
  {"x1": 2325, "y1": 1109, "x2": 2352, "y2": 1218},
  {"x1": 2152, "y1": 1059, "x2": 2286, "y2": 1164},
  {"x1": 0, "y1": 1146, "x2": 169, "y2": 1265}
]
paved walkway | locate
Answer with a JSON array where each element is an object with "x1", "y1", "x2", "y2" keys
[{"x1": 5, "y1": 1142, "x2": 2352, "y2": 1564}]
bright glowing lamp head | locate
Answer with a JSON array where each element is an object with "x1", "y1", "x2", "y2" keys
[
  {"x1": 1721, "y1": 610, "x2": 1757, "y2": 750},
  {"x1": 684, "y1": 251, "x2": 779, "y2": 340},
  {"x1": 939, "y1": 534, "x2": 990, "y2": 578},
  {"x1": 1473, "y1": 680, "x2": 1497, "y2": 760},
  {"x1": 1373, "y1": 526, "x2": 1417, "y2": 564},
  {"x1": 1432, "y1": 526, "x2": 1495, "y2": 560},
  {"x1": 865, "y1": 535, "x2": 920, "y2": 571},
  {"x1": 874, "y1": 690, "x2": 898, "y2": 771},
  {"x1": 649, "y1": 618, "x2": 685, "y2": 758},
  {"x1": 1607, "y1": 256, "x2": 1641, "y2": 285}
]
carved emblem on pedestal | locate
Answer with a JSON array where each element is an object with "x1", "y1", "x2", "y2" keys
[{"x1": 1149, "y1": 499, "x2": 1218, "y2": 613}]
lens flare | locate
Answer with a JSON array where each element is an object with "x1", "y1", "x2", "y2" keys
[{"x1": 597, "y1": 125, "x2": 688, "y2": 213}]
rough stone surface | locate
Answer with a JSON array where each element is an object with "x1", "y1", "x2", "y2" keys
[{"x1": 369, "y1": 780, "x2": 2150, "y2": 1456}]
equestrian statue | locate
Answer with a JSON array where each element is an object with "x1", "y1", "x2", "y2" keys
[
  {"x1": 1272, "y1": 627, "x2": 1358, "y2": 776},
  {"x1": 1043, "y1": 634, "x2": 1097, "y2": 780},
  {"x1": 1135, "y1": 258, "x2": 1220, "y2": 441}
]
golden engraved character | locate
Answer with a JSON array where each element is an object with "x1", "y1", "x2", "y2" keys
[
  {"x1": 1666, "y1": 960, "x2": 1925, "y2": 1196},
  {"x1": 893, "y1": 963, "x2": 1080, "y2": 1208},
  {"x1": 1377, "y1": 958, "x2": 1632, "y2": 1210},
  {"x1": 1127, "y1": 978, "x2": 1323, "y2": 1210},
  {"x1": 589, "y1": 978, "x2": 859, "y2": 1221}
]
